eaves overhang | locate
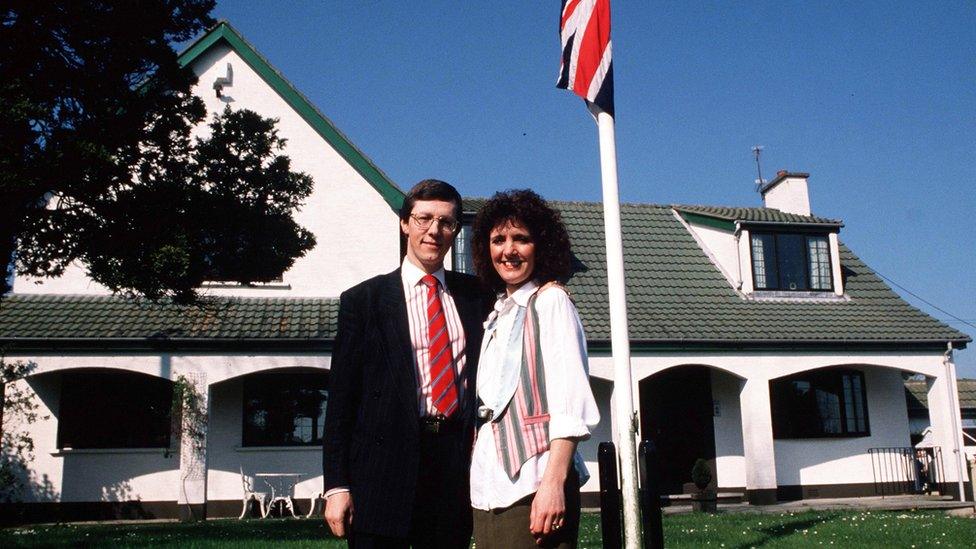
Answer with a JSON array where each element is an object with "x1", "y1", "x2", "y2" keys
[
  {"x1": 586, "y1": 337, "x2": 970, "y2": 355},
  {"x1": 0, "y1": 337, "x2": 332, "y2": 354}
]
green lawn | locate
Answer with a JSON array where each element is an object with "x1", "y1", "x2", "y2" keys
[{"x1": 1, "y1": 510, "x2": 974, "y2": 548}]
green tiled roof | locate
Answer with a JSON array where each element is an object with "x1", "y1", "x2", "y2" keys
[
  {"x1": 514, "y1": 200, "x2": 967, "y2": 348},
  {"x1": 906, "y1": 379, "x2": 976, "y2": 410},
  {"x1": 0, "y1": 295, "x2": 337, "y2": 346},
  {"x1": 0, "y1": 200, "x2": 969, "y2": 350},
  {"x1": 674, "y1": 205, "x2": 843, "y2": 226}
]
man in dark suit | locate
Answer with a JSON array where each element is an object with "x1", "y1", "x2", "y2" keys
[{"x1": 323, "y1": 179, "x2": 490, "y2": 548}]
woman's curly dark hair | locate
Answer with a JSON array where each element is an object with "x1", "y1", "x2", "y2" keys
[{"x1": 471, "y1": 189, "x2": 572, "y2": 292}]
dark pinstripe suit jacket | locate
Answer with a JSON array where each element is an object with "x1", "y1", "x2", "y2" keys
[{"x1": 322, "y1": 268, "x2": 490, "y2": 538}]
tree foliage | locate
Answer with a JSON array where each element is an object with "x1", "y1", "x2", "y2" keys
[
  {"x1": 1, "y1": 1, "x2": 315, "y2": 303},
  {"x1": 0, "y1": 359, "x2": 49, "y2": 503}
]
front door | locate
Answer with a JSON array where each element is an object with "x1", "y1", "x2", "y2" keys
[{"x1": 639, "y1": 366, "x2": 717, "y2": 494}]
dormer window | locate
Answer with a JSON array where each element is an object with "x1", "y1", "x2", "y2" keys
[{"x1": 751, "y1": 232, "x2": 832, "y2": 291}]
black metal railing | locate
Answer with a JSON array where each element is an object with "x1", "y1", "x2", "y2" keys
[{"x1": 868, "y1": 446, "x2": 944, "y2": 497}]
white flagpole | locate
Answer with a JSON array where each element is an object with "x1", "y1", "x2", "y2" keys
[{"x1": 590, "y1": 103, "x2": 641, "y2": 548}]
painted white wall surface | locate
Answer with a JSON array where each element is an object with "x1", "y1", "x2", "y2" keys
[
  {"x1": 7, "y1": 347, "x2": 967, "y2": 507},
  {"x1": 773, "y1": 367, "x2": 911, "y2": 486},
  {"x1": 710, "y1": 370, "x2": 746, "y2": 489},
  {"x1": 591, "y1": 349, "x2": 969, "y2": 491},
  {"x1": 737, "y1": 228, "x2": 754, "y2": 294},
  {"x1": 577, "y1": 378, "x2": 615, "y2": 493},
  {"x1": 761, "y1": 175, "x2": 811, "y2": 216},
  {"x1": 828, "y1": 232, "x2": 844, "y2": 296},
  {"x1": 679, "y1": 218, "x2": 740, "y2": 291},
  {"x1": 13, "y1": 43, "x2": 401, "y2": 298}
]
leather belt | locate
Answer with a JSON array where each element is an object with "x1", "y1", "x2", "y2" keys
[{"x1": 420, "y1": 415, "x2": 458, "y2": 434}]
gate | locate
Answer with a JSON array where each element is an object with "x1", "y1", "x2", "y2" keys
[{"x1": 868, "y1": 446, "x2": 945, "y2": 497}]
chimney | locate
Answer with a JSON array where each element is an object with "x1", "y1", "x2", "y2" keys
[{"x1": 760, "y1": 171, "x2": 811, "y2": 215}]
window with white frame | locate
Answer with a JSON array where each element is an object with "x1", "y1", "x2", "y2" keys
[
  {"x1": 58, "y1": 369, "x2": 173, "y2": 449},
  {"x1": 242, "y1": 372, "x2": 328, "y2": 447},
  {"x1": 770, "y1": 368, "x2": 869, "y2": 439},
  {"x1": 452, "y1": 223, "x2": 474, "y2": 274},
  {"x1": 751, "y1": 232, "x2": 833, "y2": 291}
]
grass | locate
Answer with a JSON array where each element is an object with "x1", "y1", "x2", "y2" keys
[{"x1": 1, "y1": 510, "x2": 974, "y2": 548}]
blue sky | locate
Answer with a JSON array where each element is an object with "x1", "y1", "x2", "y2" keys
[{"x1": 205, "y1": 1, "x2": 975, "y2": 375}]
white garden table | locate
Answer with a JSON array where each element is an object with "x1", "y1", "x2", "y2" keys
[{"x1": 255, "y1": 473, "x2": 304, "y2": 518}]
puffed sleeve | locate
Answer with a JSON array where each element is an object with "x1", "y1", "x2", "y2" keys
[{"x1": 534, "y1": 287, "x2": 600, "y2": 441}]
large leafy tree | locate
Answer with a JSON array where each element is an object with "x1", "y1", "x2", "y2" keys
[{"x1": 1, "y1": 1, "x2": 315, "y2": 303}]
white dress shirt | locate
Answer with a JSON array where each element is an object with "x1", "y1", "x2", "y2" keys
[
  {"x1": 400, "y1": 257, "x2": 467, "y2": 416},
  {"x1": 470, "y1": 280, "x2": 600, "y2": 511}
]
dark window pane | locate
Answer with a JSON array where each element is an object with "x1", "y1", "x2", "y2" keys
[
  {"x1": 770, "y1": 369, "x2": 869, "y2": 439},
  {"x1": 777, "y1": 234, "x2": 808, "y2": 290},
  {"x1": 58, "y1": 370, "x2": 173, "y2": 449},
  {"x1": 243, "y1": 372, "x2": 328, "y2": 447},
  {"x1": 815, "y1": 386, "x2": 842, "y2": 433}
]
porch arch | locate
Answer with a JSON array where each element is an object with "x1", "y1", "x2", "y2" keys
[{"x1": 637, "y1": 364, "x2": 744, "y2": 496}]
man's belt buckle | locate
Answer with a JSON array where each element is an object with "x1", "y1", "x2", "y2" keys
[{"x1": 422, "y1": 415, "x2": 449, "y2": 433}]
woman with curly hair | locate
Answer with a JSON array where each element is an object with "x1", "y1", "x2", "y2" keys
[{"x1": 469, "y1": 189, "x2": 599, "y2": 548}]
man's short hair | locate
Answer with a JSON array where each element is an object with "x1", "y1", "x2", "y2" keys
[{"x1": 399, "y1": 179, "x2": 463, "y2": 222}]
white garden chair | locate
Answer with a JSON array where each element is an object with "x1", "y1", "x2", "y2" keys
[{"x1": 238, "y1": 466, "x2": 270, "y2": 519}]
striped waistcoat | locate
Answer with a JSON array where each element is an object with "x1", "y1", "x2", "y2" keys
[{"x1": 492, "y1": 292, "x2": 550, "y2": 480}]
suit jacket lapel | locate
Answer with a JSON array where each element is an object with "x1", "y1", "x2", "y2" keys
[{"x1": 378, "y1": 270, "x2": 419, "y2": 419}]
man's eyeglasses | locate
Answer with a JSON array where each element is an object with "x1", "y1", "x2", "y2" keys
[{"x1": 410, "y1": 214, "x2": 460, "y2": 233}]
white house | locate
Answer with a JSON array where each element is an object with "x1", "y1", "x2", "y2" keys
[{"x1": 0, "y1": 22, "x2": 970, "y2": 522}]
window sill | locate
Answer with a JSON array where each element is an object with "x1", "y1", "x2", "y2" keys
[
  {"x1": 235, "y1": 445, "x2": 322, "y2": 452},
  {"x1": 50, "y1": 447, "x2": 173, "y2": 456},
  {"x1": 748, "y1": 290, "x2": 847, "y2": 302},
  {"x1": 774, "y1": 434, "x2": 870, "y2": 440}
]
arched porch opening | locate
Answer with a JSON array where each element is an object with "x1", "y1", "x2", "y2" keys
[
  {"x1": 638, "y1": 365, "x2": 745, "y2": 495},
  {"x1": 205, "y1": 366, "x2": 329, "y2": 516},
  {"x1": 9, "y1": 367, "x2": 181, "y2": 515}
]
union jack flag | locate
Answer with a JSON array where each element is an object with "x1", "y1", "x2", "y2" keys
[{"x1": 557, "y1": 0, "x2": 614, "y2": 117}]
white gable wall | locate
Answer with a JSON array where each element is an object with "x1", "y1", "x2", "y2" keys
[
  {"x1": 680, "y1": 219, "x2": 741, "y2": 291},
  {"x1": 13, "y1": 42, "x2": 400, "y2": 298}
]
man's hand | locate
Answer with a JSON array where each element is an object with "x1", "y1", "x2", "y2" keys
[{"x1": 324, "y1": 492, "x2": 354, "y2": 538}]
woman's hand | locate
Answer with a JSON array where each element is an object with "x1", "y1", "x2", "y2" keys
[
  {"x1": 529, "y1": 438, "x2": 576, "y2": 543},
  {"x1": 529, "y1": 477, "x2": 566, "y2": 542}
]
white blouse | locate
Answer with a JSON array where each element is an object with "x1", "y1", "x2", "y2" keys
[{"x1": 470, "y1": 280, "x2": 600, "y2": 511}]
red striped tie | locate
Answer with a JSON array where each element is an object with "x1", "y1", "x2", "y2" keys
[{"x1": 422, "y1": 274, "x2": 458, "y2": 417}]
